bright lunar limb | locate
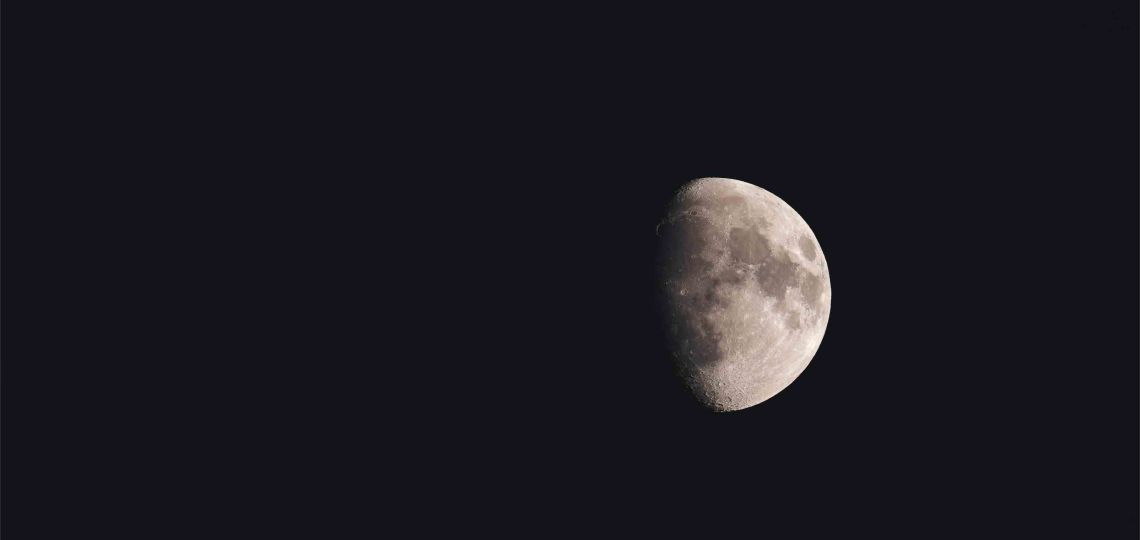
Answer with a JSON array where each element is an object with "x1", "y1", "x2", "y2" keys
[{"x1": 656, "y1": 178, "x2": 831, "y2": 411}]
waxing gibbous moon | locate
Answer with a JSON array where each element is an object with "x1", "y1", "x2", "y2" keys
[{"x1": 656, "y1": 178, "x2": 831, "y2": 412}]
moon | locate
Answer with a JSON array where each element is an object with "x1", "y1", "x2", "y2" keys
[{"x1": 656, "y1": 178, "x2": 831, "y2": 411}]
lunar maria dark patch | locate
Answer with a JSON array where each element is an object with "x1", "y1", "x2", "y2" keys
[
  {"x1": 798, "y1": 235, "x2": 817, "y2": 261},
  {"x1": 748, "y1": 232, "x2": 799, "y2": 301},
  {"x1": 728, "y1": 227, "x2": 767, "y2": 264}
]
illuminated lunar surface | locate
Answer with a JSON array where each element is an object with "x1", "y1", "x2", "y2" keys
[{"x1": 656, "y1": 178, "x2": 831, "y2": 411}]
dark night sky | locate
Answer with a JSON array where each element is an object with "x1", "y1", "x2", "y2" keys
[{"x1": 6, "y1": 2, "x2": 1138, "y2": 536}]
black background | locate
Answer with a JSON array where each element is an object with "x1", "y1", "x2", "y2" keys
[{"x1": 6, "y1": 2, "x2": 1138, "y2": 536}]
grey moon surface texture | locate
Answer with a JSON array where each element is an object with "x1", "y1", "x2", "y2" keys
[{"x1": 657, "y1": 178, "x2": 831, "y2": 412}]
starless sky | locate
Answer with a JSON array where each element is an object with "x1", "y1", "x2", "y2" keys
[{"x1": 4, "y1": 3, "x2": 1137, "y2": 536}]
